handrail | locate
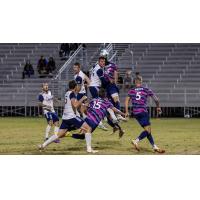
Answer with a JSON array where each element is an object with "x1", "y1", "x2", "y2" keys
[{"x1": 54, "y1": 45, "x2": 83, "y2": 80}]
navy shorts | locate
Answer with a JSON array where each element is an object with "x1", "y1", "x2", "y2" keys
[
  {"x1": 106, "y1": 83, "x2": 119, "y2": 98},
  {"x1": 85, "y1": 117, "x2": 98, "y2": 133},
  {"x1": 45, "y1": 112, "x2": 59, "y2": 123},
  {"x1": 77, "y1": 93, "x2": 86, "y2": 100},
  {"x1": 89, "y1": 86, "x2": 99, "y2": 98},
  {"x1": 60, "y1": 117, "x2": 84, "y2": 131},
  {"x1": 134, "y1": 112, "x2": 151, "y2": 127}
]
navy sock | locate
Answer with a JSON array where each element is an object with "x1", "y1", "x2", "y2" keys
[
  {"x1": 72, "y1": 133, "x2": 85, "y2": 140},
  {"x1": 107, "y1": 117, "x2": 115, "y2": 128},
  {"x1": 115, "y1": 101, "x2": 121, "y2": 110},
  {"x1": 147, "y1": 133, "x2": 155, "y2": 146},
  {"x1": 138, "y1": 131, "x2": 148, "y2": 141}
]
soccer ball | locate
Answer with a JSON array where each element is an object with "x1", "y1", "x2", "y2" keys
[{"x1": 184, "y1": 114, "x2": 190, "y2": 118}]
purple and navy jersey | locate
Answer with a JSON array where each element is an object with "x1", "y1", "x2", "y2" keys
[
  {"x1": 128, "y1": 86, "x2": 158, "y2": 114},
  {"x1": 87, "y1": 97, "x2": 114, "y2": 125},
  {"x1": 104, "y1": 62, "x2": 118, "y2": 81}
]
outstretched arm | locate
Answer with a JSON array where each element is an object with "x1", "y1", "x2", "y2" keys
[{"x1": 125, "y1": 96, "x2": 130, "y2": 117}]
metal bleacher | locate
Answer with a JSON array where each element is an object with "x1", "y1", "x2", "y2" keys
[{"x1": 0, "y1": 43, "x2": 200, "y2": 117}]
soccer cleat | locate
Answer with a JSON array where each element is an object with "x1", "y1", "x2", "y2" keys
[
  {"x1": 117, "y1": 114, "x2": 127, "y2": 122},
  {"x1": 112, "y1": 126, "x2": 119, "y2": 134},
  {"x1": 98, "y1": 123, "x2": 108, "y2": 131},
  {"x1": 131, "y1": 140, "x2": 140, "y2": 151},
  {"x1": 38, "y1": 144, "x2": 44, "y2": 152},
  {"x1": 153, "y1": 146, "x2": 165, "y2": 154},
  {"x1": 87, "y1": 148, "x2": 99, "y2": 154},
  {"x1": 53, "y1": 139, "x2": 60, "y2": 143},
  {"x1": 119, "y1": 128, "x2": 125, "y2": 138}
]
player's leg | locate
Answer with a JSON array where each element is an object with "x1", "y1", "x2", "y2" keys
[
  {"x1": 131, "y1": 112, "x2": 149, "y2": 151},
  {"x1": 81, "y1": 119, "x2": 98, "y2": 153},
  {"x1": 143, "y1": 125, "x2": 165, "y2": 153},
  {"x1": 45, "y1": 113, "x2": 53, "y2": 140}
]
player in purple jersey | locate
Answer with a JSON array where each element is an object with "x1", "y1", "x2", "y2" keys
[
  {"x1": 81, "y1": 88, "x2": 126, "y2": 153},
  {"x1": 100, "y1": 50, "x2": 126, "y2": 122},
  {"x1": 125, "y1": 76, "x2": 165, "y2": 153}
]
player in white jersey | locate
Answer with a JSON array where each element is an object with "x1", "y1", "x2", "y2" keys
[
  {"x1": 89, "y1": 56, "x2": 108, "y2": 130},
  {"x1": 73, "y1": 62, "x2": 90, "y2": 118},
  {"x1": 38, "y1": 80, "x2": 92, "y2": 151},
  {"x1": 38, "y1": 83, "x2": 60, "y2": 142}
]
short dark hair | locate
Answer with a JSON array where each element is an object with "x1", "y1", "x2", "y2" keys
[
  {"x1": 98, "y1": 88, "x2": 106, "y2": 98},
  {"x1": 135, "y1": 72, "x2": 140, "y2": 76},
  {"x1": 68, "y1": 80, "x2": 77, "y2": 89},
  {"x1": 74, "y1": 62, "x2": 81, "y2": 68},
  {"x1": 98, "y1": 56, "x2": 106, "y2": 61}
]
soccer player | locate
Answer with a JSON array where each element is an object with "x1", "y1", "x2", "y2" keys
[
  {"x1": 125, "y1": 76, "x2": 165, "y2": 153},
  {"x1": 73, "y1": 62, "x2": 90, "y2": 118},
  {"x1": 101, "y1": 50, "x2": 126, "y2": 121},
  {"x1": 82, "y1": 88, "x2": 126, "y2": 153},
  {"x1": 89, "y1": 56, "x2": 108, "y2": 130},
  {"x1": 38, "y1": 80, "x2": 88, "y2": 151},
  {"x1": 38, "y1": 83, "x2": 60, "y2": 142}
]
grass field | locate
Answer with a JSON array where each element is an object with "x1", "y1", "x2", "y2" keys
[{"x1": 0, "y1": 117, "x2": 200, "y2": 155}]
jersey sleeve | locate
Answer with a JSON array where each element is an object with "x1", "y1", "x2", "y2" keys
[
  {"x1": 38, "y1": 94, "x2": 44, "y2": 102},
  {"x1": 69, "y1": 92, "x2": 76, "y2": 100},
  {"x1": 75, "y1": 76, "x2": 83, "y2": 85},
  {"x1": 96, "y1": 68, "x2": 104, "y2": 78},
  {"x1": 148, "y1": 88, "x2": 158, "y2": 101}
]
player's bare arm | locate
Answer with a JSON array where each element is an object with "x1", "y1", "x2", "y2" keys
[
  {"x1": 125, "y1": 96, "x2": 130, "y2": 117},
  {"x1": 71, "y1": 96, "x2": 87, "y2": 108},
  {"x1": 114, "y1": 70, "x2": 118, "y2": 85}
]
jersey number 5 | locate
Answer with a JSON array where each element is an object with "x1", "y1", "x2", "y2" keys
[{"x1": 136, "y1": 92, "x2": 142, "y2": 100}]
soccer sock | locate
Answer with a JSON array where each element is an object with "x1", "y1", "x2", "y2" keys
[
  {"x1": 54, "y1": 126, "x2": 59, "y2": 135},
  {"x1": 136, "y1": 131, "x2": 148, "y2": 142},
  {"x1": 72, "y1": 133, "x2": 85, "y2": 140},
  {"x1": 42, "y1": 134, "x2": 58, "y2": 148},
  {"x1": 99, "y1": 121, "x2": 103, "y2": 126},
  {"x1": 85, "y1": 132, "x2": 92, "y2": 151},
  {"x1": 82, "y1": 113, "x2": 87, "y2": 119},
  {"x1": 146, "y1": 133, "x2": 155, "y2": 147},
  {"x1": 107, "y1": 117, "x2": 115, "y2": 128},
  {"x1": 45, "y1": 125, "x2": 51, "y2": 139},
  {"x1": 115, "y1": 101, "x2": 121, "y2": 110}
]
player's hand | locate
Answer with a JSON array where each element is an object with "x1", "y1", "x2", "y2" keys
[
  {"x1": 156, "y1": 107, "x2": 162, "y2": 115},
  {"x1": 81, "y1": 96, "x2": 87, "y2": 101},
  {"x1": 125, "y1": 112, "x2": 129, "y2": 118}
]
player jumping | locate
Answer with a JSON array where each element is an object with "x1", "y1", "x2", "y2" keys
[
  {"x1": 100, "y1": 49, "x2": 126, "y2": 121},
  {"x1": 125, "y1": 76, "x2": 165, "y2": 153},
  {"x1": 38, "y1": 83, "x2": 60, "y2": 143}
]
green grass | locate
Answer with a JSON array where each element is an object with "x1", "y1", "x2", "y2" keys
[{"x1": 0, "y1": 117, "x2": 200, "y2": 155}]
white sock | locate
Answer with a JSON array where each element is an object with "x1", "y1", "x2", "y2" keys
[
  {"x1": 135, "y1": 138, "x2": 139, "y2": 143},
  {"x1": 45, "y1": 125, "x2": 51, "y2": 139},
  {"x1": 82, "y1": 113, "x2": 87, "y2": 119},
  {"x1": 99, "y1": 121, "x2": 103, "y2": 126},
  {"x1": 85, "y1": 132, "x2": 92, "y2": 151},
  {"x1": 76, "y1": 110, "x2": 80, "y2": 117},
  {"x1": 42, "y1": 134, "x2": 58, "y2": 148},
  {"x1": 54, "y1": 126, "x2": 59, "y2": 135}
]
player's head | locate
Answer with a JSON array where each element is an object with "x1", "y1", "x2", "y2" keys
[
  {"x1": 98, "y1": 56, "x2": 106, "y2": 67},
  {"x1": 98, "y1": 88, "x2": 106, "y2": 98},
  {"x1": 134, "y1": 76, "x2": 143, "y2": 86},
  {"x1": 68, "y1": 80, "x2": 77, "y2": 91},
  {"x1": 42, "y1": 83, "x2": 49, "y2": 92},
  {"x1": 73, "y1": 62, "x2": 81, "y2": 74}
]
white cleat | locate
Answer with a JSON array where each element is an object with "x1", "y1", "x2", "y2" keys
[
  {"x1": 87, "y1": 148, "x2": 99, "y2": 154},
  {"x1": 98, "y1": 124, "x2": 108, "y2": 131},
  {"x1": 117, "y1": 114, "x2": 127, "y2": 122},
  {"x1": 38, "y1": 144, "x2": 44, "y2": 152},
  {"x1": 131, "y1": 140, "x2": 140, "y2": 151}
]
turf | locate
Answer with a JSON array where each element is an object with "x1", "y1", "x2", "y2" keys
[{"x1": 0, "y1": 117, "x2": 200, "y2": 155}]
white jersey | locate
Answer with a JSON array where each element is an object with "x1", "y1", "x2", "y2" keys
[
  {"x1": 74, "y1": 70, "x2": 86, "y2": 94},
  {"x1": 89, "y1": 64, "x2": 103, "y2": 87},
  {"x1": 62, "y1": 91, "x2": 76, "y2": 120},
  {"x1": 38, "y1": 90, "x2": 55, "y2": 114}
]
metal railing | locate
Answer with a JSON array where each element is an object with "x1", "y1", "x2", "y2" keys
[{"x1": 54, "y1": 45, "x2": 83, "y2": 80}]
